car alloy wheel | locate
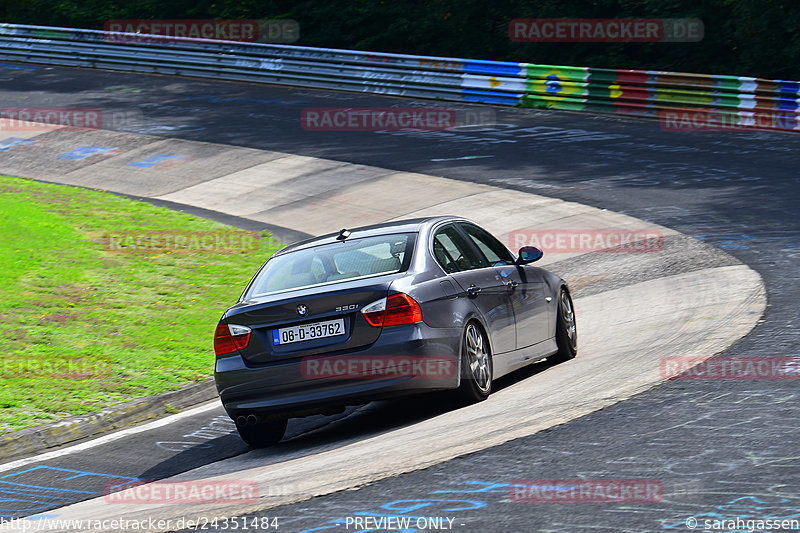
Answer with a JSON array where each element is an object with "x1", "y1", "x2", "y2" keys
[{"x1": 458, "y1": 322, "x2": 492, "y2": 402}]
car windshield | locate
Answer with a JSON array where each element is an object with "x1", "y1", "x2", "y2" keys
[{"x1": 247, "y1": 233, "x2": 415, "y2": 297}]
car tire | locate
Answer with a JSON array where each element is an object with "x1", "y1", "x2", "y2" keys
[
  {"x1": 236, "y1": 417, "x2": 287, "y2": 447},
  {"x1": 457, "y1": 322, "x2": 493, "y2": 403},
  {"x1": 550, "y1": 287, "x2": 577, "y2": 363}
]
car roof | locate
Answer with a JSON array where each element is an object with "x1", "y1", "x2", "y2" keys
[{"x1": 272, "y1": 216, "x2": 464, "y2": 255}]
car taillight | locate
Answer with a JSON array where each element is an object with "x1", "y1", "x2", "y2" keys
[
  {"x1": 361, "y1": 293, "x2": 422, "y2": 327},
  {"x1": 214, "y1": 323, "x2": 251, "y2": 356}
]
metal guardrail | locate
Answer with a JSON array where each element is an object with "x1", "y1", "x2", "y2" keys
[{"x1": 1, "y1": 23, "x2": 798, "y2": 131}]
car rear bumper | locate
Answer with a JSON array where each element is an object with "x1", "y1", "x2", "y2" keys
[{"x1": 214, "y1": 323, "x2": 462, "y2": 419}]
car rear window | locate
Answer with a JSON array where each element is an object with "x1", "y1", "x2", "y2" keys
[{"x1": 247, "y1": 233, "x2": 415, "y2": 297}]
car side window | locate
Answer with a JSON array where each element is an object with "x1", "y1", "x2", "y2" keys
[
  {"x1": 433, "y1": 238, "x2": 459, "y2": 273},
  {"x1": 432, "y1": 224, "x2": 486, "y2": 272},
  {"x1": 459, "y1": 223, "x2": 515, "y2": 266}
]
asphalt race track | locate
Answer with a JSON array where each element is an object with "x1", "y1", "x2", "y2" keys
[{"x1": 1, "y1": 62, "x2": 798, "y2": 532}]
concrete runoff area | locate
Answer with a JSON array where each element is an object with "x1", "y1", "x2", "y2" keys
[{"x1": 0, "y1": 122, "x2": 765, "y2": 531}]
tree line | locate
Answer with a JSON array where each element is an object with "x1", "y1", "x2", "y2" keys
[{"x1": 2, "y1": 0, "x2": 798, "y2": 80}]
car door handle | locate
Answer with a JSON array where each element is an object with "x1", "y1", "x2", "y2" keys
[
  {"x1": 466, "y1": 284, "x2": 482, "y2": 297},
  {"x1": 503, "y1": 280, "x2": 519, "y2": 289}
]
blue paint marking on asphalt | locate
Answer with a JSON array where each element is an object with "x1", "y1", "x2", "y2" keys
[
  {"x1": 0, "y1": 466, "x2": 141, "y2": 517},
  {"x1": 128, "y1": 154, "x2": 185, "y2": 167},
  {"x1": 432, "y1": 481, "x2": 511, "y2": 493},
  {"x1": 0, "y1": 63, "x2": 38, "y2": 71},
  {"x1": 0, "y1": 138, "x2": 38, "y2": 152},
  {"x1": 57, "y1": 146, "x2": 119, "y2": 160},
  {"x1": 694, "y1": 231, "x2": 754, "y2": 251},
  {"x1": 381, "y1": 499, "x2": 486, "y2": 512},
  {"x1": 7, "y1": 465, "x2": 141, "y2": 482},
  {"x1": 0, "y1": 483, "x2": 84, "y2": 495},
  {"x1": 24, "y1": 514, "x2": 59, "y2": 520}
]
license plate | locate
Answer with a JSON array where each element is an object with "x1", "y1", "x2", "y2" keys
[{"x1": 272, "y1": 318, "x2": 345, "y2": 345}]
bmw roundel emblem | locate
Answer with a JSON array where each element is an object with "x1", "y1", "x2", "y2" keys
[{"x1": 296, "y1": 304, "x2": 308, "y2": 316}]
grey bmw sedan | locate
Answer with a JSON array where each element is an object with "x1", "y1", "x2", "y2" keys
[{"x1": 213, "y1": 216, "x2": 577, "y2": 446}]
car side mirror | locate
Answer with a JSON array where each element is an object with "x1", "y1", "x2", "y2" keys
[{"x1": 516, "y1": 246, "x2": 543, "y2": 264}]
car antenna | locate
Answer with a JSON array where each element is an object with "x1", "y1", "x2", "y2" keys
[{"x1": 336, "y1": 228, "x2": 351, "y2": 241}]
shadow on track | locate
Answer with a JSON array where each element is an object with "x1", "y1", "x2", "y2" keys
[{"x1": 132, "y1": 358, "x2": 558, "y2": 482}]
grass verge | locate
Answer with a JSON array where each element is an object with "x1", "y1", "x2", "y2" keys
[{"x1": 0, "y1": 176, "x2": 281, "y2": 434}]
